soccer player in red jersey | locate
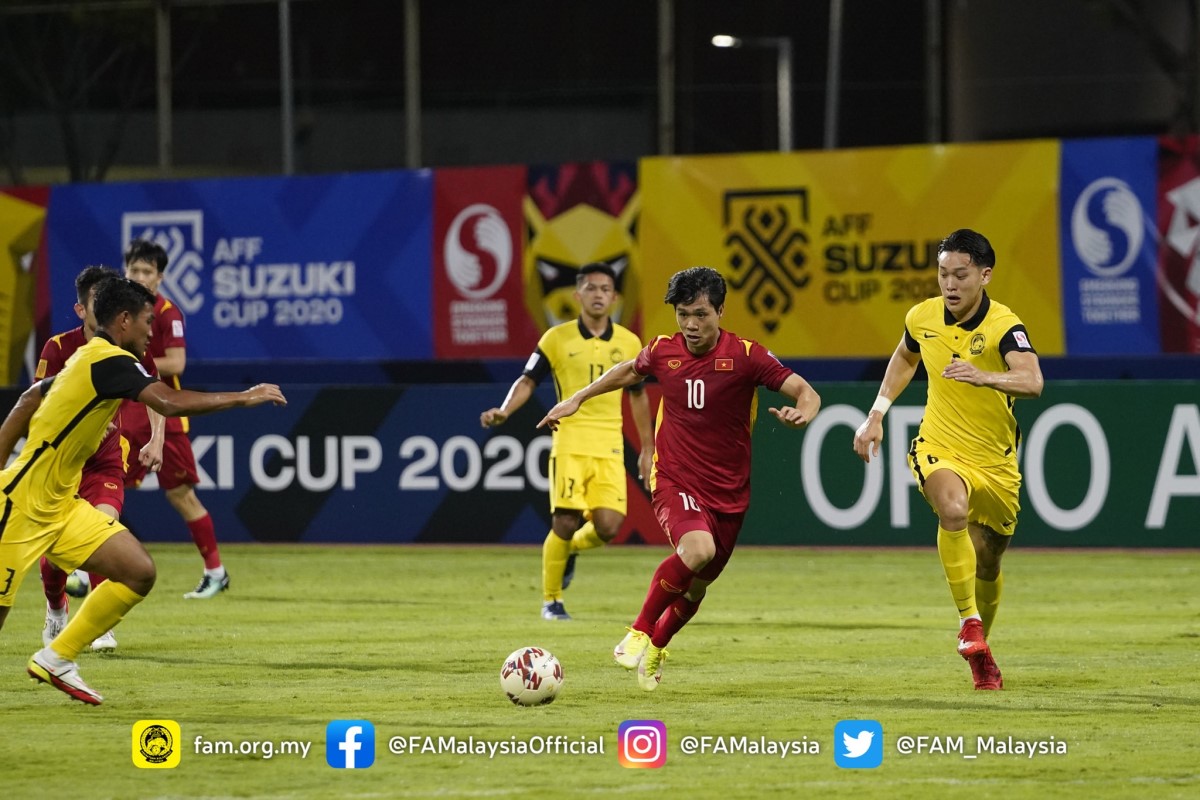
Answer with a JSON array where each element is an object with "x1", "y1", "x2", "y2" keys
[
  {"x1": 539, "y1": 267, "x2": 821, "y2": 691},
  {"x1": 122, "y1": 239, "x2": 228, "y2": 599},
  {"x1": 33, "y1": 266, "x2": 164, "y2": 654}
]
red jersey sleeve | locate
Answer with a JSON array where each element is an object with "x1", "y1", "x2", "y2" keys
[
  {"x1": 746, "y1": 341, "x2": 794, "y2": 392},
  {"x1": 154, "y1": 299, "x2": 186, "y2": 354},
  {"x1": 36, "y1": 338, "x2": 68, "y2": 380},
  {"x1": 633, "y1": 335, "x2": 672, "y2": 378}
]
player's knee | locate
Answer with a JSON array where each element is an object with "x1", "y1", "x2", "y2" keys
[
  {"x1": 678, "y1": 537, "x2": 715, "y2": 570},
  {"x1": 120, "y1": 551, "x2": 157, "y2": 595},
  {"x1": 594, "y1": 516, "x2": 622, "y2": 541}
]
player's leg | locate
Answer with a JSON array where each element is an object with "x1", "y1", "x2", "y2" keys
[
  {"x1": 564, "y1": 456, "x2": 627, "y2": 592},
  {"x1": 81, "y1": 492, "x2": 124, "y2": 652},
  {"x1": 921, "y1": 468, "x2": 986, "y2": 653},
  {"x1": 40, "y1": 557, "x2": 70, "y2": 646},
  {"x1": 28, "y1": 502, "x2": 149, "y2": 705},
  {"x1": 542, "y1": 509, "x2": 582, "y2": 620},
  {"x1": 970, "y1": 523, "x2": 1009, "y2": 637},
  {"x1": 161, "y1": 432, "x2": 227, "y2": 598},
  {"x1": 542, "y1": 454, "x2": 585, "y2": 618}
]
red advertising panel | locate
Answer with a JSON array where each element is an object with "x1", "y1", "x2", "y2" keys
[
  {"x1": 1157, "y1": 136, "x2": 1200, "y2": 353},
  {"x1": 433, "y1": 166, "x2": 539, "y2": 358}
]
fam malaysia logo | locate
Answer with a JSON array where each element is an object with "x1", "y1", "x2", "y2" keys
[
  {"x1": 123, "y1": 210, "x2": 206, "y2": 315},
  {"x1": 445, "y1": 203, "x2": 513, "y2": 300},
  {"x1": 722, "y1": 189, "x2": 810, "y2": 333}
]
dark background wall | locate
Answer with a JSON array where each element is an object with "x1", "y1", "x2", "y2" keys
[{"x1": 0, "y1": 0, "x2": 1190, "y2": 182}]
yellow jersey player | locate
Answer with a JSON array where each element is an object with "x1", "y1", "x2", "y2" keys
[
  {"x1": 852, "y1": 229, "x2": 1043, "y2": 691},
  {"x1": 0, "y1": 277, "x2": 286, "y2": 705},
  {"x1": 481, "y1": 263, "x2": 653, "y2": 620}
]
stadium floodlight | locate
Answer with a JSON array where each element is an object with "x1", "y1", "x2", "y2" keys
[{"x1": 711, "y1": 34, "x2": 793, "y2": 152}]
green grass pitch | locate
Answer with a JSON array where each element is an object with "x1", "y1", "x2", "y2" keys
[{"x1": 2, "y1": 543, "x2": 1198, "y2": 798}]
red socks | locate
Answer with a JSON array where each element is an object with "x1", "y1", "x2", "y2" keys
[
  {"x1": 187, "y1": 514, "x2": 222, "y2": 569},
  {"x1": 40, "y1": 557, "x2": 67, "y2": 610},
  {"x1": 633, "y1": 553, "x2": 696, "y2": 639}
]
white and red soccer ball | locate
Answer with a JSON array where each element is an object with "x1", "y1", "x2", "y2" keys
[{"x1": 500, "y1": 647, "x2": 563, "y2": 706}]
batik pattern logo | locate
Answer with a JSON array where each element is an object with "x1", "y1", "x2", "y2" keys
[
  {"x1": 122, "y1": 210, "x2": 206, "y2": 315},
  {"x1": 722, "y1": 189, "x2": 810, "y2": 333}
]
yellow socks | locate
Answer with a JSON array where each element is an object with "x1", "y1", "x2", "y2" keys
[
  {"x1": 936, "y1": 525, "x2": 978, "y2": 620},
  {"x1": 976, "y1": 573, "x2": 1003, "y2": 637},
  {"x1": 51, "y1": 580, "x2": 145, "y2": 660},
  {"x1": 542, "y1": 531, "x2": 571, "y2": 602},
  {"x1": 570, "y1": 521, "x2": 605, "y2": 553}
]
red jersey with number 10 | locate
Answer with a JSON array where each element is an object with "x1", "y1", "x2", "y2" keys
[{"x1": 633, "y1": 330, "x2": 793, "y2": 513}]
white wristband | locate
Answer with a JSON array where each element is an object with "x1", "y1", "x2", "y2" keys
[{"x1": 870, "y1": 395, "x2": 892, "y2": 417}]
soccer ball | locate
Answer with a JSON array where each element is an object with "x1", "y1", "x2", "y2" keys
[{"x1": 500, "y1": 646, "x2": 563, "y2": 706}]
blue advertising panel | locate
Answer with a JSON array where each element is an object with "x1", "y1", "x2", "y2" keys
[
  {"x1": 1059, "y1": 137, "x2": 1161, "y2": 354},
  {"x1": 46, "y1": 171, "x2": 433, "y2": 360},
  {"x1": 121, "y1": 384, "x2": 663, "y2": 546}
]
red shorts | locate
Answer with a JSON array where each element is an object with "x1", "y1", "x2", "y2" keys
[
  {"x1": 79, "y1": 468, "x2": 126, "y2": 515},
  {"x1": 126, "y1": 430, "x2": 200, "y2": 490},
  {"x1": 652, "y1": 478, "x2": 746, "y2": 582}
]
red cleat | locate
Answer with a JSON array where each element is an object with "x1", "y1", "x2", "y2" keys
[
  {"x1": 957, "y1": 618, "x2": 988, "y2": 657},
  {"x1": 967, "y1": 649, "x2": 1004, "y2": 690}
]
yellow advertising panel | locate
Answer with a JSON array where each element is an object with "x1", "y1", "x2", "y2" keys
[{"x1": 640, "y1": 141, "x2": 1064, "y2": 356}]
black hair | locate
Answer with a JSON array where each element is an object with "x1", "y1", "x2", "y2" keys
[
  {"x1": 94, "y1": 277, "x2": 156, "y2": 327},
  {"x1": 664, "y1": 266, "x2": 727, "y2": 309},
  {"x1": 576, "y1": 262, "x2": 617, "y2": 287},
  {"x1": 74, "y1": 265, "x2": 120, "y2": 305},
  {"x1": 938, "y1": 229, "x2": 996, "y2": 269},
  {"x1": 124, "y1": 238, "x2": 169, "y2": 273}
]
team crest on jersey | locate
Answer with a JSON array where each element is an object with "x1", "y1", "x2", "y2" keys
[
  {"x1": 715, "y1": 358, "x2": 734, "y2": 371},
  {"x1": 668, "y1": 359, "x2": 682, "y2": 369},
  {"x1": 610, "y1": 347, "x2": 624, "y2": 364},
  {"x1": 1013, "y1": 330, "x2": 1031, "y2": 349},
  {"x1": 969, "y1": 333, "x2": 986, "y2": 355}
]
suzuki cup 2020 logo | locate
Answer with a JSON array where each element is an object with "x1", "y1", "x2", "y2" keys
[
  {"x1": 444, "y1": 203, "x2": 513, "y2": 300},
  {"x1": 722, "y1": 188, "x2": 811, "y2": 334},
  {"x1": 122, "y1": 210, "x2": 205, "y2": 315},
  {"x1": 1071, "y1": 177, "x2": 1144, "y2": 278}
]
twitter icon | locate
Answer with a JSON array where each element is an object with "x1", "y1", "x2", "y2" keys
[{"x1": 834, "y1": 720, "x2": 884, "y2": 768}]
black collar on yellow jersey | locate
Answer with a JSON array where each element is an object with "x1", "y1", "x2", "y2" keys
[
  {"x1": 576, "y1": 317, "x2": 615, "y2": 341},
  {"x1": 94, "y1": 330, "x2": 117, "y2": 345},
  {"x1": 943, "y1": 290, "x2": 991, "y2": 331}
]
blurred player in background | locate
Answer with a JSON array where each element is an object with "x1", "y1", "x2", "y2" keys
[
  {"x1": 482, "y1": 263, "x2": 653, "y2": 621},
  {"x1": 539, "y1": 267, "x2": 820, "y2": 690},
  {"x1": 0, "y1": 277, "x2": 286, "y2": 705},
  {"x1": 122, "y1": 239, "x2": 228, "y2": 599},
  {"x1": 31, "y1": 266, "x2": 164, "y2": 655},
  {"x1": 852, "y1": 228, "x2": 1043, "y2": 691}
]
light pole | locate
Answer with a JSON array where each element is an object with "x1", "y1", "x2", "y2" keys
[{"x1": 712, "y1": 34, "x2": 793, "y2": 152}]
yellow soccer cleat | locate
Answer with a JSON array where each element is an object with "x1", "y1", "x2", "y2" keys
[
  {"x1": 613, "y1": 627, "x2": 650, "y2": 670},
  {"x1": 637, "y1": 643, "x2": 668, "y2": 692}
]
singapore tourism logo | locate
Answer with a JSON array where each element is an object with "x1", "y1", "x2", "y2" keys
[
  {"x1": 1070, "y1": 177, "x2": 1144, "y2": 278},
  {"x1": 122, "y1": 210, "x2": 206, "y2": 314},
  {"x1": 444, "y1": 203, "x2": 513, "y2": 300}
]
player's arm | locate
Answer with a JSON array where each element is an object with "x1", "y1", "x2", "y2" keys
[
  {"x1": 0, "y1": 379, "x2": 48, "y2": 464},
  {"x1": 537, "y1": 359, "x2": 642, "y2": 431},
  {"x1": 139, "y1": 405, "x2": 167, "y2": 472},
  {"x1": 768, "y1": 373, "x2": 821, "y2": 429},
  {"x1": 136, "y1": 381, "x2": 287, "y2": 417},
  {"x1": 480, "y1": 375, "x2": 536, "y2": 428},
  {"x1": 153, "y1": 346, "x2": 186, "y2": 379},
  {"x1": 627, "y1": 383, "x2": 655, "y2": 489},
  {"x1": 853, "y1": 336, "x2": 921, "y2": 463},
  {"x1": 942, "y1": 349, "x2": 1043, "y2": 398}
]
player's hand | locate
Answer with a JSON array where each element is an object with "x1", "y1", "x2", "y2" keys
[
  {"x1": 139, "y1": 442, "x2": 164, "y2": 473},
  {"x1": 637, "y1": 447, "x2": 654, "y2": 491},
  {"x1": 243, "y1": 384, "x2": 287, "y2": 407},
  {"x1": 480, "y1": 408, "x2": 508, "y2": 428},
  {"x1": 852, "y1": 414, "x2": 883, "y2": 463},
  {"x1": 537, "y1": 397, "x2": 581, "y2": 431},
  {"x1": 769, "y1": 405, "x2": 811, "y2": 429},
  {"x1": 942, "y1": 359, "x2": 989, "y2": 386}
]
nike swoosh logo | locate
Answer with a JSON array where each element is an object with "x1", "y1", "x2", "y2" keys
[
  {"x1": 922, "y1": 332, "x2": 937, "y2": 338},
  {"x1": 568, "y1": 351, "x2": 582, "y2": 357},
  {"x1": 106, "y1": 519, "x2": 116, "y2": 526}
]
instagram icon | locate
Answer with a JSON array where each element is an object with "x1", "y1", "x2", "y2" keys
[{"x1": 618, "y1": 720, "x2": 667, "y2": 768}]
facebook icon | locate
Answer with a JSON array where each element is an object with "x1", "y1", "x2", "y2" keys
[{"x1": 326, "y1": 720, "x2": 375, "y2": 769}]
